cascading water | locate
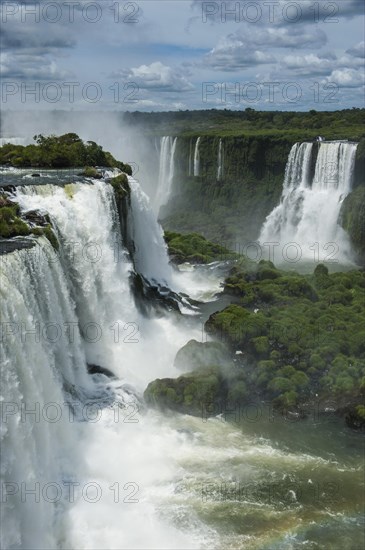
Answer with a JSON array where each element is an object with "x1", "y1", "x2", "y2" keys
[
  {"x1": 15, "y1": 182, "x2": 137, "y2": 373},
  {"x1": 217, "y1": 139, "x2": 223, "y2": 180},
  {"x1": 154, "y1": 136, "x2": 177, "y2": 215},
  {"x1": 259, "y1": 141, "x2": 358, "y2": 263},
  {"x1": 0, "y1": 237, "x2": 93, "y2": 550},
  {"x1": 1, "y1": 179, "x2": 204, "y2": 549},
  {"x1": 193, "y1": 137, "x2": 201, "y2": 177},
  {"x1": 1, "y1": 173, "x2": 364, "y2": 550},
  {"x1": 128, "y1": 176, "x2": 174, "y2": 288},
  {"x1": 13, "y1": 180, "x2": 186, "y2": 387}
]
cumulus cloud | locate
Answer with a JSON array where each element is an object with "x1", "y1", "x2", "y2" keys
[
  {"x1": 280, "y1": 49, "x2": 365, "y2": 79},
  {"x1": 323, "y1": 68, "x2": 365, "y2": 88},
  {"x1": 281, "y1": 53, "x2": 336, "y2": 76},
  {"x1": 110, "y1": 61, "x2": 194, "y2": 92},
  {"x1": 203, "y1": 25, "x2": 327, "y2": 71}
]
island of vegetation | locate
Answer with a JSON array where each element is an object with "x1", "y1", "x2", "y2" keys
[
  {"x1": 0, "y1": 133, "x2": 132, "y2": 174},
  {"x1": 145, "y1": 257, "x2": 365, "y2": 431}
]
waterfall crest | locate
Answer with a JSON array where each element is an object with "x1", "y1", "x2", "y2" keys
[{"x1": 259, "y1": 141, "x2": 358, "y2": 262}]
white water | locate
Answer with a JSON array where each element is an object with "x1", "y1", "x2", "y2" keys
[
  {"x1": 193, "y1": 137, "x2": 201, "y2": 177},
  {"x1": 128, "y1": 176, "x2": 174, "y2": 288},
  {"x1": 217, "y1": 139, "x2": 223, "y2": 181},
  {"x1": 259, "y1": 141, "x2": 358, "y2": 264},
  {"x1": 1, "y1": 176, "x2": 363, "y2": 550},
  {"x1": 1, "y1": 179, "x2": 211, "y2": 549},
  {"x1": 154, "y1": 136, "x2": 177, "y2": 215},
  {"x1": 0, "y1": 238, "x2": 92, "y2": 550},
  {"x1": 128, "y1": 176, "x2": 222, "y2": 302},
  {"x1": 13, "y1": 181, "x2": 192, "y2": 388}
]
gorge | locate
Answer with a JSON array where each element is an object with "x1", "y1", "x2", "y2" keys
[{"x1": 0, "y1": 117, "x2": 364, "y2": 549}]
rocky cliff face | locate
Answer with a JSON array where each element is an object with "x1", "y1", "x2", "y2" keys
[
  {"x1": 160, "y1": 135, "x2": 364, "y2": 252},
  {"x1": 161, "y1": 136, "x2": 293, "y2": 243}
]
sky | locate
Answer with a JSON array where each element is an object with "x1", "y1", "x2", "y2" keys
[{"x1": 1, "y1": 0, "x2": 364, "y2": 111}]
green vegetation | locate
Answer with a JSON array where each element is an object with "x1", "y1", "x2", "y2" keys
[
  {"x1": 340, "y1": 186, "x2": 365, "y2": 260},
  {"x1": 123, "y1": 108, "x2": 365, "y2": 141},
  {"x1": 81, "y1": 166, "x2": 103, "y2": 178},
  {"x1": 174, "y1": 339, "x2": 231, "y2": 371},
  {"x1": 109, "y1": 173, "x2": 131, "y2": 201},
  {"x1": 145, "y1": 260, "x2": 365, "y2": 428},
  {"x1": 155, "y1": 113, "x2": 364, "y2": 244},
  {"x1": 0, "y1": 133, "x2": 132, "y2": 173},
  {"x1": 31, "y1": 225, "x2": 59, "y2": 250},
  {"x1": 164, "y1": 230, "x2": 238, "y2": 264},
  {"x1": 144, "y1": 365, "x2": 225, "y2": 415},
  {"x1": 0, "y1": 194, "x2": 58, "y2": 248},
  {"x1": 0, "y1": 199, "x2": 30, "y2": 238},
  {"x1": 207, "y1": 262, "x2": 365, "y2": 411}
]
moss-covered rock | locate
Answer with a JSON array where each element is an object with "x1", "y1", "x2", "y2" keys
[
  {"x1": 81, "y1": 166, "x2": 103, "y2": 179},
  {"x1": 0, "y1": 201, "x2": 31, "y2": 238},
  {"x1": 31, "y1": 225, "x2": 59, "y2": 250},
  {"x1": 174, "y1": 339, "x2": 231, "y2": 371},
  {"x1": 144, "y1": 365, "x2": 224, "y2": 415},
  {"x1": 0, "y1": 193, "x2": 59, "y2": 248},
  {"x1": 164, "y1": 230, "x2": 238, "y2": 264},
  {"x1": 109, "y1": 173, "x2": 131, "y2": 201},
  {"x1": 353, "y1": 137, "x2": 365, "y2": 188}
]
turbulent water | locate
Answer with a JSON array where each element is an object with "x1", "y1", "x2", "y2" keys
[
  {"x1": 1, "y1": 173, "x2": 364, "y2": 550},
  {"x1": 259, "y1": 141, "x2": 358, "y2": 265}
]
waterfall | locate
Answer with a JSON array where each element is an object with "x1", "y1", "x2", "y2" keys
[
  {"x1": 259, "y1": 141, "x2": 358, "y2": 263},
  {"x1": 15, "y1": 182, "x2": 138, "y2": 371},
  {"x1": 217, "y1": 139, "x2": 223, "y2": 180},
  {"x1": 0, "y1": 238, "x2": 92, "y2": 550},
  {"x1": 154, "y1": 136, "x2": 177, "y2": 215},
  {"x1": 128, "y1": 176, "x2": 174, "y2": 288},
  {"x1": 1, "y1": 178, "x2": 206, "y2": 549},
  {"x1": 193, "y1": 137, "x2": 201, "y2": 177}
]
